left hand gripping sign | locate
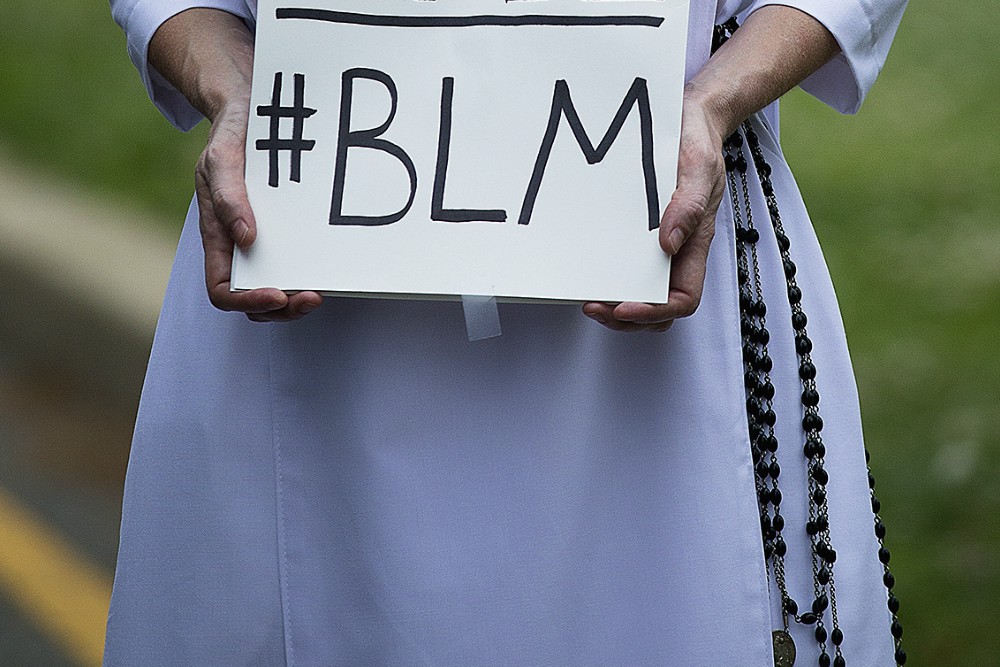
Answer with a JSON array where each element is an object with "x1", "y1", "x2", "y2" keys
[{"x1": 236, "y1": 0, "x2": 691, "y2": 303}]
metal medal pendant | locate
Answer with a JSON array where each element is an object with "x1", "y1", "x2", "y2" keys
[{"x1": 772, "y1": 629, "x2": 796, "y2": 667}]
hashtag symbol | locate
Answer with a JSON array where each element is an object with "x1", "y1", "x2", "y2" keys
[{"x1": 256, "y1": 72, "x2": 317, "y2": 187}]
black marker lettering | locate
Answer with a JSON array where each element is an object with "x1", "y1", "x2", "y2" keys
[
  {"x1": 431, "y1": 77, "x2": 507, "y2": 223},
  {"x1": 519, "y1": 78, "x2": 659, "y2": 230},
  {"x1": 330, "y1": 68, "x2": 417, "y2": 226}
]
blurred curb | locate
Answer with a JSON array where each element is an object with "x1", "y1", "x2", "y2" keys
[{"x1": 0, "y1": 151, "x2": 178, "y2": 415}]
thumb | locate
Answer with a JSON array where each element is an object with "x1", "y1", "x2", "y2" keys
[{"x1": 660, "y1": 186, "x2": 713, "y2": 256}]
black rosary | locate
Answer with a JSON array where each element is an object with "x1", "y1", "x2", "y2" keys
[{"x1": 714, "y1": 18, "x2": 906, "y2": 667}]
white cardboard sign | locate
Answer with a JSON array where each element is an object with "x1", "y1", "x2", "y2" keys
[{"x1": 236, "y1": 0, "x2": 690, "y2": 303}]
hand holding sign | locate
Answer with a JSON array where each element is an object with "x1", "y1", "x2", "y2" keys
[
  {"x1": 583, "y1": 94, "x2": 725, "y2": 331},
  {"x1": 236, "y1": 0, "x2": 691, "y2": 305}
]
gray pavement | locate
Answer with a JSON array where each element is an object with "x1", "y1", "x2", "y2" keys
[{"x1": 1, "y1": 150, "x2": 177, "y2": 665}]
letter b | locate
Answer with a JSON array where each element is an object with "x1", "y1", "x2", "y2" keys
[{"x1": 330, "y1": 68, "x2": 417, "y2": 226}]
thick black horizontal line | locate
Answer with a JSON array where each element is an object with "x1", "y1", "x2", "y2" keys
[{"x1": 275, "y1": 8, "x2": 664, "y2": 28}]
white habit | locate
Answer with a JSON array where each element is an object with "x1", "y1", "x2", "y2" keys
[{"x1": 105, "y1": 0, "x2": 907, "y2": 664}]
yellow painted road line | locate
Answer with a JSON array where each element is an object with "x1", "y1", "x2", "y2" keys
[{"x1": 0, "y1": 487, "x2": 112, "y2": 667}]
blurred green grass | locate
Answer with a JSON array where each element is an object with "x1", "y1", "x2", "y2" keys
[
  {"x1": 2, "y1": 2, "x2": 998, "y2": 665},
  {"x1": 0, "y1": 1, "x2": 207, "y2": 221},
  {"x1": 781, "y1": 4, "x2": 1000, "y2": 665}
]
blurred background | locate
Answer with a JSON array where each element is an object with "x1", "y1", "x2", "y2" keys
[{"x1": 0, "y1": 2, "x2": 996, "y2": 665}]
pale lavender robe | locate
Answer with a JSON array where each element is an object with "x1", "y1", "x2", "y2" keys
[{"x1": 105, "y1": 1, "x2": 907, "y2": 664}]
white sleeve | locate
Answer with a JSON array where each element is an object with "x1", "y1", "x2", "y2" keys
[
  {"x1": 748, "y1": 0, "x2": 907, "y2": 114},
  {"x1": 110, "y1": 0, "x2": 252, "y2": 130}
]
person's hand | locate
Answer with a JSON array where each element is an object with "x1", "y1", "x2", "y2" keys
[
  {"x1": 194, "y1": 96, "x2": 323, "y2": 322},
  {"x1": 582, "y1": 93, "x2": 726, "y2": 333}
]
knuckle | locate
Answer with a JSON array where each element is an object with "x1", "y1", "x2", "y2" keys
[{"x1": 207, "y1": 290, "x2": 234, "y2": 312}]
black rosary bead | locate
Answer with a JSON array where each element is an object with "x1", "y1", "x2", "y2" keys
[
  {"x1": 763, "y1": 408, "x2": 777, "y2": 426},
  {"x1": 895, "y1": 648, "x2": 907, "y2": 664},
  {"x1": 817, "y1": 567, "x2": 831, "y2": 585},
  {"x1": 815, "y1": 514, "x2": 829, "y2": 532},
  {"x1": 803, "y1": 413, "x2": 824, "y2": 432},
  {"x1": 770, "y1": 487, "x2": 783, "y2": 505},
  {"x1": 815, "y1": 626, "x2": 828, "y2": 643},
  {"x1": 813, "y1": 488, "x2": 827, "y2": 504},
  {"x1": 875, "y1": 521, "x2": 887, "y2": 539},
  {"x1": 799, "y1": 612, "x2": 818, "y2": 625},
  {"x1": 884, "y1": 572, "x2": 896, "y2": 588},
  {"x1": 796, "y1": 335, "x2": 813, "y2": 354},
  {"x1": 783, "y1": 597, "x2": 799, "y2": 615},
  {"x1": 804, "y1": 439, "x2": 819, "y2": 459},
  {"x1": 753, "y1": 300, "x2": 767, "y2": 317},
  {"x1": 887, "y1": 594, "x2": 900, "y2": 613},
  {"x1": 772, "y1": 513, "x2": 784, "y2": 531},
  {"x1": 725, "y1": 153, "x2": 737, "y2": 172},
  {"x1": 753, "y1": 381, "x2": 775, "y2": 400},
  {"x1": 775, "y1": 232, "x2": 791, "y2": 252},
  {"x1": 879, "y1": 547, "x2": 892, "y2": 564},
  {"x1": 756, "y1": 354, "x2": 774, "y2": 373},
  {"x1": 868, "y1": 472, "x2": 877, "y2": 489},
  {"x1": 756, "y1": 460, "x2": 770, "y2": 479},
  {"x1": 736, "y1": 154, "x2": 748, "y2": 173},
  {"x1": 810, "y1": 465, "x2": 829, "y2": 486},
  {"x1": 799, "y1": 362, "x2": 817, "y2": 380},
  {"x1": 792, "y1": 311, "x2": 809, "y2": 331},
  {"x1": 891, "y1": 621, "x2": 903, "y2": 639},
  {"x1": 812, "y1": 593, "x2": 829, "y2": 614},
  {"x1": 802, "y1": 388, "x2": 820, "y2": 406},
  {"x1": 775, "y1": 537, "x2": 787, "y2": 557},
  {"x1": 819, "y1": 652, "x2": 831, "y2": 667},
  {"x1": 806, "y1": 520, "x2": 819, "y2": 536},
  {"x1": 872, "y1": 496, "x2": 882, "y2": 513},
  {"x1": 788, "y1": 285, "x2": 803, "y2": 304},
  {"x1": 831, "y1": 628, "x2": 844, "y2": 646},
  {"x1": 769, "y1": 460, "x2": 781, "y2": 479},
  {"x1": 833, "y1": 655, "x2": 846, "y2": 667},
  {"x1": 783, "y1": 259, "x2": 796, "y2": 278}
]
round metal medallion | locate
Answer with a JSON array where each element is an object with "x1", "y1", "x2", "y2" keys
[{"x1": 772, "y1": 629, "x2": 796, "y2": 667}]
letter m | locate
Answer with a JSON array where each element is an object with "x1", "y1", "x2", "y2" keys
[{"x1": 518, "y1": 78, "x2": 659, "y2": 230}]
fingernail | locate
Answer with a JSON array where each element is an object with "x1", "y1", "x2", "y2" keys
[
  {"x1": 667, "y1": 229, "x2": 685, "y2": 254},
  {"x1": 300, "y1": 302, "x2": 319, "y2": 314},
  {"x1": 587, "y1": 312, "x2": 607, "y2": 324},
  {"x1": 235, "y1": 219, "x2": 250, "y2": 246}
]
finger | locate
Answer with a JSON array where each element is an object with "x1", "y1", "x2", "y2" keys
[
  {"x1": 663, "y1": 217, "x2": 715, "y2": 319},
  {"x1": 246, "y1": 291, "x2": 323, "y2": 322},
  {"x1": 659, "y1": 186, "x2": 713, "y2": 257},
  {"x1": 659, "y1": 110, "x2": 723, "y2": 257},
  {"x1": 197, "y1": 111, "x2": 256, "y2": 250},
  {"x1": 582, "y1": 302, "x2": 673, "y2": 333}
]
